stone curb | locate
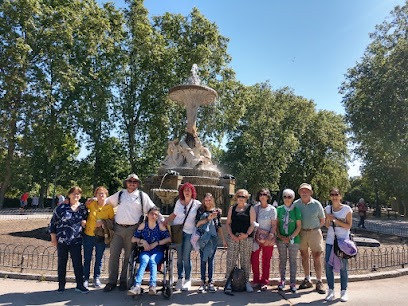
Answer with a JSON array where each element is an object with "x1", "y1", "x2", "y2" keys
[{"x1": 2, "y1": 268, "x2": 408, "y2": 286}]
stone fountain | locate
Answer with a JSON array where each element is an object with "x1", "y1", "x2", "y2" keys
[{"x1": 144, "y1": 65, "x2": 236, "y2": 215}]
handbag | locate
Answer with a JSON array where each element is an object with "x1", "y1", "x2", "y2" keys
[
  {"x1": 170, "y1": 201, "x2": 194, "y2": 244},
  {"x1": 331, "y1": 206, "x2": 357, "y2": 259},
  {"x1": 255, "y1": 228, "x2": 274, "y2": 246},
  {"x1": 254, "y1": 205, "x2": 275, "y2": 246}
]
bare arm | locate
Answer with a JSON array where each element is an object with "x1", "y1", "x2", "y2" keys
[
  {"x1": 162, "y1": 212, "x2": 176, "y2": 227},
  {"x1": 226, "y1": 206, "x2": 238, "y2": 242}
]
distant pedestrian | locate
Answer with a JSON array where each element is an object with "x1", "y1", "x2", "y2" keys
[
  {"x1": 357, "y1": 198, "x2": 367, "y2": 229},
  {"x1": 49, "y1": 186, "x2": 89, "y2": 294},
  {"x1": 31, "y1": 196, "x2": 39, "y2": 209},
  {"x1": 57, "y1": 194, "x2": 66, "y2": 206},
  {"x1": 20, "y1": 192, "x2": 29, "y2": 210},
  {"x1": 324, "y1": 188, "x2": 353, "y2": 302}
]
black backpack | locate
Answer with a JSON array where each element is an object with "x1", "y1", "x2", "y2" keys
[{"x1": 224, "y1": 266, "x2": 246, "y2": 294}]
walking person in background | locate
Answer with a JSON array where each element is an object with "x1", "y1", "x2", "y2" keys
[
  {"x1": 357, "y1": 198, "x2": 367, "y2": 229},
  {"x1": 31, "y1": 195, "x2": 39, "y2": 209},
  {"x1": 195, "y1": 193, "x2": 227, "y2": 293},
  {"x1": 103, "y1": 173, "x2": 158, "y2": 292},
  {"x1": 162, "y1": 182, "x2": 201, "y2": 291},
  {"x1": 57, "y1": 194, "x2": 66, "y2": 206},
  {"x1": 276, "y1": 188, "x2": 302, "y2": 293},
  {"x1": 324, "y1": 188, "x2": 353, "y2": 302},
  {"x1": 251, "y1": 188, "x2": 277, "y2": 291},
  {"x1": 294, "y1": 183, "x2": 326, "y2": 294},
  {"x1": 82, "y1": 186, "x2": 114, "y2": 289},
  {"x1": 225, "y1": 189, "x2": 256, "y2": 293},
  {"x1": 49, "y1": 186, "x2": 89, "y2": 293},
  {"x1": 20, "y1": 192, "x2": 29, "y2": 211},
  {"x1": 128, "y1": 206, "x2": 171, "y2": 296}
]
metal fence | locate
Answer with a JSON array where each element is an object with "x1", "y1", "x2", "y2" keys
[{"x1": 1, "y1": 243, "x2": 407, "y2": 281}]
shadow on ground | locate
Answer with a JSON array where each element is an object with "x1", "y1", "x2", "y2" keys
[{"x1": 9, "y1": 227, "x2": 50, "y2": 242}]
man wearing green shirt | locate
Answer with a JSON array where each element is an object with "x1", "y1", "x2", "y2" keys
[{"x1": 294, "y1": 183, "x2": 325, "y2": 294}]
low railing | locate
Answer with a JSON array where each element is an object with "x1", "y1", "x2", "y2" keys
[{"x1": 1, "y1": 243, "x2": 407, "y2": 280}]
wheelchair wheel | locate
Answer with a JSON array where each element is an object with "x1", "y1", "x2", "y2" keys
[
  {"x1": 127, "y1": 249, "x2": 138, "y2": 289},
  {"x1": 163, "y1": 284, "x2": 172, "y2": 299}
]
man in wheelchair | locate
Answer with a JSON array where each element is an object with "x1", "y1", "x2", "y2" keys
[{"x1": 128, "y1": 206, "x2": 171, "y2": 296}]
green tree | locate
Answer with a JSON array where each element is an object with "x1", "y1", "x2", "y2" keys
[
  {"x1": 115, "y1": 2, "x2": 239, "y2": 179},
  {"x1": 71, "y1": 1, "x2": 125, "y2": 189},
  {"x1": 0, "y1": 0, "x2": 38, "y2": 207},
  {"x1": 222, "y1": 83, "x2": 349, "y2": 200},
  {"x1": 341, "y1": 2, "x2": 408, "y2": 208}
]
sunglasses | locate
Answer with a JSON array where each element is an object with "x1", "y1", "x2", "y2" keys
[
  {"x1": 237, "y1": 195, "x2": 247, "y2": 199},
  {"x1": 128, "y1": 180, "x2": 139, "y2": 184},
  {"x1": 259, "y1": 193, "x2": 268, "y2": 196},
  {"x1": 330, "y1": 193, "x2": 340, "y2": 196},
  {"x1": 283, "y1": 195, "x2": 293, "y2": 199}
]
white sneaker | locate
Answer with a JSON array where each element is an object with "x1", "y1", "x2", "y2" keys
[
  {"x1": 127, "y1": 285, "x2": 141, "y2": 296},
  {"x1": 340, "y1": 290, "x2": 348, "y2": 302},
  {"x1": 149, "y1": 285, "x2": 156, "y2": 295},
  {"x1": 325, "y1": 289, "x2": 335, "y2": 301},
  {"x1": 83, "y1": 280, "x2": 89, "y2": 289},
  {"x1": 246, "y1": 282, "x2": 254, "y2": 293},
  {"x1": 175, "y1": 278, "x2": 184, "y2": 291},
  {"x1": 94, "y1": 278, "x2": 102, "y2": 288},
  {"x1": 181, "y1": 279, "x2": 191, "y2": 291}
]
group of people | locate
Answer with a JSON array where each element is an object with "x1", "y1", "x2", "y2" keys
[{"x1": 48, "y1": 175, "x2": 354, "y2": 303}]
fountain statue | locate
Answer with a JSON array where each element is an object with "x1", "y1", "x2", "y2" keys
[
  {"x1": 163, "y1": 64, "x2": 219, "y2": 174},
  {"x1": 144, "y1": 65, "x2": 235, "y2": 215}
]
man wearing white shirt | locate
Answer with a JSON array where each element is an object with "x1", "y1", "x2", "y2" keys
[{"x1": 104, "y1": 173, "x2": 157, "y2": 292}]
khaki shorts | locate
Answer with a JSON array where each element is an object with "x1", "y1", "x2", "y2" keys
[{"x1": 299, "y1": 228, "x2": 324, "y2": 252}]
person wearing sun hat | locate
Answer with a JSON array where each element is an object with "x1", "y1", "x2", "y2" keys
[
  {"x1": 103, "y1": 173, "x2": 159, "y2": 292},
  {"x1": 294, "y1": 183, "x2": 326, "y2": 295}
]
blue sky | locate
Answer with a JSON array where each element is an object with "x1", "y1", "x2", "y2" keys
[{"x1": 97, "y1": 0, "x2": 405, "y2": 175}]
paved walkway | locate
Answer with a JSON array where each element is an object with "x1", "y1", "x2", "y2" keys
[
  {"x1": 1, "y1": 274, "x2": 408, "y2": 306},
  {"x1": 1, "y1": 210, "x2": 408, "y2": 305}
]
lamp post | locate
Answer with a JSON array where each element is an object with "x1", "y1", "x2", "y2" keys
[
  {"x1": 374, "y1": 178, "x2": 380, "y2": 218},
  {"x1": 52, "y1": 165, "x2": 59, "y2": 209}
]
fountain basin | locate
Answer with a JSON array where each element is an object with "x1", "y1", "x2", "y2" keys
[
  {"x1": 152, "y1": 188, "x2": 179, "y2": 205},
  {"x1": 168, "y1": 84, "x2": 217, "y2": 105}
]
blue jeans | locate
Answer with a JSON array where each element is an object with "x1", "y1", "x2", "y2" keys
[
  {"x1": 134, "y1": 250, "x2": 164, "y2": 286},
  {"x1": 200, "y1": 246, "x2": 217, "y2": 283},
  {"x1": 83, "y1": 234, "x2": 106, "y2": 280},
  {"x1": 176, "y1": 232, "x2": 193, "y2": 280},
  {"x1": 57, "y1": 243, "x2": 83, "y2": 289},
  {"x1": 325, "y1": 244, "x2": 349, "y2": 290}
]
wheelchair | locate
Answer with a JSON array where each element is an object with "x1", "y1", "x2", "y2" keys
[{"x1": 127, "y1": 242, "x2": 175, "y2": 299}]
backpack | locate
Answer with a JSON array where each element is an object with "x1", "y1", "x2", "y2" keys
[{"x1": 224, "y1": 266, "x2": 246, "y2": 294}]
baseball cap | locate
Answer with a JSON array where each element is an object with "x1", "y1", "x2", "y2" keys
[{"x1": 298, "y1": 183, "x2": 313, "y2": 194}]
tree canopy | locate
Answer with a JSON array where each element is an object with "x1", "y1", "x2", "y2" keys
[
  {"x1": 341, "y1": 2, "x2": 408, "y2": 208},
  {"x1": 1, "y1": 0, "x2": 357, "y2": 208}
]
